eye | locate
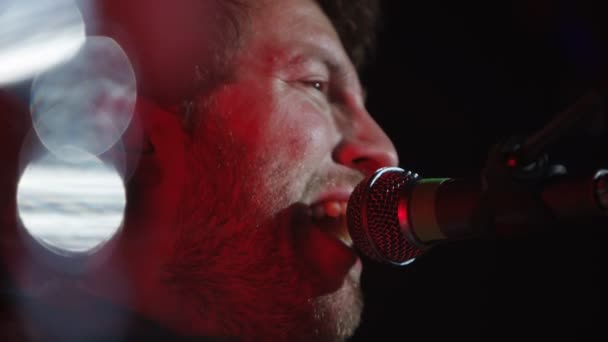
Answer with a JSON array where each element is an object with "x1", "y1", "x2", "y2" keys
[
  {"x1": 311, "y1": 81, "x2": 324, "y2": 91},
  {"x1": 303, "y1": 80, "x2": 328, "y2": 94}
]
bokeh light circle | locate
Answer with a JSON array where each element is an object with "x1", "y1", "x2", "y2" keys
[
  {"x1": 17, "y1": 147, "x2": 126, "y2": 254},
  {"x1": 18, "y1": 127, "x2": 129, "y2": 189},
  {"x1": 0, "y1": 0, "x2": 85, "y2": 85},
  {"x1": 30, "y1": 35, "x2": 137, "y2": 162}
]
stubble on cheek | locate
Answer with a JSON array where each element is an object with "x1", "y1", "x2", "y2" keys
[
  {"x1": 162, "y1": 201, "x2": 322, "y2": 340},
  {"x1": 158, "y1": 132, "x2": 319, "y2": 339}
]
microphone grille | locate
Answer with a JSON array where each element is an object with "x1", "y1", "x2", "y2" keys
[{"x1": 347, "y1": 167, "x2": 423, "y2": 264}]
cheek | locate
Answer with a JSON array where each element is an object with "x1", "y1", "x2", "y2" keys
[
  {"x1": 282, "y1": 124, "x2": 326, "y2": 168},
  {"x1": 204, "y1": 78, "x2": 336, "y2": 160},
  {"x1": 197, "y1": 83, "x2": 337, "y2": 201},
  {"x1": 277, "y1": 102, "x2": 335, "y2": 165}
]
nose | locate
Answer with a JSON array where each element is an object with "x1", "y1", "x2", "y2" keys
[{"x1": 333, "y1": 109, "x2": 399, "y2": 176}]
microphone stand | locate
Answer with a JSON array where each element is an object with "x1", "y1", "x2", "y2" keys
[{"x1": 476, "y1": 88, "x2": 608, "y2": 238}]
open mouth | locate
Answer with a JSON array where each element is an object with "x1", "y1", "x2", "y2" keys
[
  {"x1": 308, "y1": 200, "x2": 353, "y2": 248},
  {"x1": 297, "y1": 197, "x2": 361, "y2": 297}
]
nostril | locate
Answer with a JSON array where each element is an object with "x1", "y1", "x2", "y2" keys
[
  {"x1": 351, "y1": 157, "x2": 386, "y2": 176},
  {"x1": 351, "y1": 157, "x2": 366, "y2": 165}
]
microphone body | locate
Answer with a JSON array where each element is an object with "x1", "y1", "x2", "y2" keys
[{"x1": 346, "y1": 167, "x2": 608, "y2": 265}]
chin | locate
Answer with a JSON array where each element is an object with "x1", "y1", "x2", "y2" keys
[{"x1": 309, "y1": 270, "x2": 364, "y2": 342}]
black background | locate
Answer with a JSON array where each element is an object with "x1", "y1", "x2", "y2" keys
[{"x1": 353, "y1": 1, "x2": 608, "y2": 341}]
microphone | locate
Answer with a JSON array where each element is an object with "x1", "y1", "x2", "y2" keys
[{"x1": 346, "y1": 167, "x2": 608, "y2": 265}]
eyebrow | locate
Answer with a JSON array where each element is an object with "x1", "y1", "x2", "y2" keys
[
  {"x1": 280, "y1": 34, "x2": 347, "y2": 72},
  {"x1": 282, "y1": 51, "x2": 336, "y2": 75},
  {"x1": 283, "y1": 49, "x2": 359, "y2": 91},
  {"x1": 274, "y1": 36, "x2": 365, "y2": 95}
]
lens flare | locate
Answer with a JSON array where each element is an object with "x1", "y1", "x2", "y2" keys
[
  {"x1": 0, "y1": 0, "x2": 85, "y2": 85},
  {"x1": 17, "y1": 147, "x2": 126, "y2": 254},
  {"x1": 30, "y1": 35, "x2": 137, "y2": 162}
]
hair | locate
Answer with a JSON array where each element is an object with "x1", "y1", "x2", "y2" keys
[
  {"x1": 177, "y1": 0, "x2": 248, "y2": 130},
  {"x1": 315, "y1": 0, "x2": 381, "y2": 70},
  {"x1": 214, "y1": 0, "x2": 382, "y2": 75},
  {"x1": 190, "y1": 0, "x2": 382, "y2": 87}
]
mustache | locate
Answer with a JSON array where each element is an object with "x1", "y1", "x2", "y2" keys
[{"x1": 302, "y1": 168, "x2": 365, "y2": 201}]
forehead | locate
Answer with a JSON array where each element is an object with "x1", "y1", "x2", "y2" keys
[
  {"x1": 252, "y1": 0, "x2": 339, "y2": 47},
  {"x1": 255, "y1": 0, "x2": 335, "y2": 30},
  {"x1": 243, "y1": 0, "x2": 355, "y2": 74}
]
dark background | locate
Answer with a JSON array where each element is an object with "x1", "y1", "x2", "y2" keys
[{"x1": 353, "y1": 0, "x2": 608, "y2": 340}]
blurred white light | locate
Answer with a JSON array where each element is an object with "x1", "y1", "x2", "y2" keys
[
  {"x1": 0, "y1": 0, "x2": 85, "y2": 85},
  {"x1": 17, "y1": 147, "x2": 126, "y2": 254},
  {"x1": 30, "y1": 36, "x2": 137, "y2": 162},
  {"x1": 401, "y1": 258, "x2": 416, "y2": 266}
]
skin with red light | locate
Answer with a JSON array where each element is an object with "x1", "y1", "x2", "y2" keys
[{"x1": 2, "y1": 0, "x2": 398, "y2": 341}]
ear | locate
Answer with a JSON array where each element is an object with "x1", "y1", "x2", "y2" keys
[
  {"x1": 122, "y1": 97, "x2": 190, "y2": 181},
  {"x1": 138, "y1": 98, "x2": 191, "y2": 157},
  {"x1": 121, "y1": 97, "x2": 190, "y2": 223}
]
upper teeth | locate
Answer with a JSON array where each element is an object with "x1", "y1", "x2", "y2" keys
[
  {"x1": 310, "y1": 200, "x2": 348, "y2": 219},
  {"x1": 308, "y1": 200, "x2": 353, "y2": 248}
]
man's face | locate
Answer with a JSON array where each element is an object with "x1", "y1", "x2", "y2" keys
[{"x1": 127, "y1": 0, "x2": 398, "y2": 340}]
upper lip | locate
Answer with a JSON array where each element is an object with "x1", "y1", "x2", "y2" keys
[
  {"x1": 305, "y1": 187, "x2": 356, "y2": 222},
  {"x1": 308, "y1": 188, "x2": 354, "y2": 208},
  {"x1": 309, "y1": 187, "x2": 354, "y2": 214}
]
